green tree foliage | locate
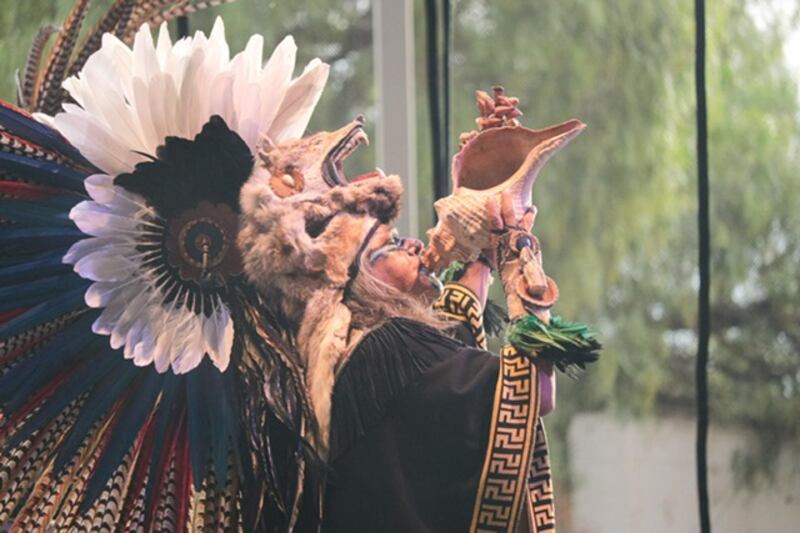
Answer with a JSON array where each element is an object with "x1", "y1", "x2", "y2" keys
[
  {"x1": 0, "y1": 0, "x2": 797, "y2": 485},
  {"x1": 439, "y1": 0, "x2": 800, "y2": 484}
]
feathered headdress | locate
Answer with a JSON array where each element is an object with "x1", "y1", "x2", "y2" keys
[{"x1": 0, "y1": 2, "x2": 397, "y2": 530}]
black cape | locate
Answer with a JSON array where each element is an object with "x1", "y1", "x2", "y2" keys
[{"x1": 323, "y1": 318, "x2": 500, "y2": 532}]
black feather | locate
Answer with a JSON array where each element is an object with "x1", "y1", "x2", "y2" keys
[{"x1": 115, "y1": 115, "x2": 254, "y2": 219}]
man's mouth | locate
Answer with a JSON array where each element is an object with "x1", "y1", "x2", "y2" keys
[
  {"x1": 419, "y1": 264, "x2": 443, "y2": 294},
  {"x1": 323, "y1": 122, "x2": 385, "y2": 185}
]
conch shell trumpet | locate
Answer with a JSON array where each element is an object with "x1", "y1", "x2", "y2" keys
[{"x1": 421, "y1": 87, "x2": 586, "y2": 272}]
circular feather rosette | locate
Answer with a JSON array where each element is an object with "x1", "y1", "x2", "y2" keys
[{"x1": 48, "y1": 18, "x2": 330, "y2": 373}]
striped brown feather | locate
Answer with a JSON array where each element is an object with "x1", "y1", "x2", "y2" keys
[
  {"x1": 147, "y1": 0, "x2": 237, "y2": 27},
  {"x1": 0, "y1": 309, "x2": 87, "y2": 378},
  {"x1": 0, "y1": 396, "x2": 85, "y2": 526},
  {"x1": 35, "y1": 0, "x2": 91, "y2": 115},
  {"x1": 121, "y1": 0, "x2": 237, "y2": 43},
  {"x1": 85, "y1": 450, "x2": 136, "y2": 532},
  {"x1": 48, "y1": 410, "x2": 120, "y2": 529},
  {"x1": 19, "y1": 25, "x2": 59, "y2": 110},
  {"x1": 153, "y1": 456, "x2": 178, "y2": 532},
  {"x1": 67, "y1": 0, "x2": 137, "y2": 78},
  {"x1": 0, "y1": 130, "x2": 93, "y2": 172},
  {"x1": 218, "y1": 457, "x2": 240, "y2": 531},
  {"x1": 120, "y1": 0, "x2": 181, "y2": 43},
  {"x1": 122, "y1": 481, "x2": 147, "y2": 532},
  {"x1": 7, "y1": 403, "x2": 90, "y2": 531}
]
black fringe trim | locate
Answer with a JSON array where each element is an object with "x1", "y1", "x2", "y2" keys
[
  {"x1": 329, "y1": 318, "x2": 463, "y2": 459},
  {"x1": 483, "y1": 298, "x2": 509, "y2": 337}
]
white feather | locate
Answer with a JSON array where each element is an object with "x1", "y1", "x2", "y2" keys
[
  {"x1": 99, "y1": 33, "x2": 135, "y2": 101},
  {"x1": 79, "y1": 51, "x2": 146, "y2": 154},
  {"x1": 83, "y1": 174, "x2": 115, "y2": 203},
  {"x1": 178, "y1": 49, "x2": 207, "y2": 136},
  {"x1": 124, "y1": 300, "x2": 158, "y2": 358},
  {"x1": 147, "y1": 73, "x2": 176, "y2": 145},
  {"x1": 152, "y1": 312, "x2": 180, "y2": 373},
  {"x1": 63, "y1": 236, "x2": 130, "y2": 265},
  {"x1": 172, "y1": 316, "x2": 207, "y2": 374},
  {"x1": 54, "y1": 109, "x2": 140, "y2": 174},
  {"x1": 132, "y1": 24, "x2": 159, "y2": 83},
  {"x1": 74, "y1": 250, "x2": 137, "y2": 282},
  {"x1": 156, "y1": 22, "x2": 172, "y2": 66},
  {"x1": 268, "y1": 59, "x2": 329, "y2": 142},
  {"x1": 255, "y1": 35, "x2": 297, "y2": 134},
  {"x1": 84, "y1": 281, "x2": 125, "y2": 308},
  {"x1": 109, "y1": 289, "x2": 152, "y2": 349},
  {"x1": 209, "y1": 72, "x2": 236, "y2": 136},
  {"x1": 203, "y1": 301, "x2": 234, "y2": 372},
  {"x1": 133, "y1": 321, "x2": 159, "y2": 367},
  {"x1": 69, "y1": 201, "x2": 142, "y2": 237},
  {"x1": 37, "y1": 22, "x2": 332, "y2": 375},
  {"x1": 92, "y1": 285, "x2": 136, "y2": 335},
  {"x1": 32, "y1": 112, "x2": 55, "y2": 127},
  {"x1": 130, "y1": 76, "x2": 159, "y2": 154},
  {"x1": 206, "y1": 18, "x2": 230, "y2": 72}
]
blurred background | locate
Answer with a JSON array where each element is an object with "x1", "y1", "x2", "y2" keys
[{"x1": 1, "y1": 1, "x2": 798, "y2": 531}]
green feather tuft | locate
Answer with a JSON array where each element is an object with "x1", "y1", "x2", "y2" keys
[
  {"x1": 439, "y1": 260, "x2": 466, "y2": 284},
  {"x1": 506, "y1": 314, "x2": 602, "y2": 377}
]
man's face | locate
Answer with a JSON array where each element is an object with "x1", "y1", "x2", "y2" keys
[{"x1": 364, "y1": 224, "x2": 442, "y2": 301}]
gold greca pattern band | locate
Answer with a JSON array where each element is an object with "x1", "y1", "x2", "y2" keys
[
  {"x1": 469, "y1": 344, "x2": 540, "y2": 533},
  {"x1": 525, "y1": 418, "x2": 556, "y2": 531},
  {"x1": 434, "y1": 283, "x2": 487, "y2": 349}
]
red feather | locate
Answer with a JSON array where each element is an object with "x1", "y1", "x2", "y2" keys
[
  {"x1": 0, "y1": 180, "x2": 68, "y2": 201},
  {"x1": 118, "y1": 408, "x2": 157, "y2": 527},
  {"x1": 174, "y1": 419, "x2": 192, "y2": 533},
  {"x1": 0, "y1": 366, "x2": 77, "y2": 440},
  {"x1": 144, "y1": 405, "x2": 185, "y2": 531},
  {"x1": 0, "y1": 100, "x2": 35, "y2": 118},
  {"x1": 0, "y1": 307, "x2": 28, "y2": 325}
]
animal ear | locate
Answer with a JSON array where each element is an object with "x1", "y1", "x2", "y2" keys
[{"x1": 257, "y1": 134, "x2": 277, "y2": 156}]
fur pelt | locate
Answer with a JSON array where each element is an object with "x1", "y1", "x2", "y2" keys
[
  {"x1": 238, "y1": 174, "x2": 402, "y2": 324},
  {"x1": 238, "y1": 175, "x2": 404, "y2": 452},
  {"x1": 296, "y1": 288, "x2": 352, "y2": 454}
]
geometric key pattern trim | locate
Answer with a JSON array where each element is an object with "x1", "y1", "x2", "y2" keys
[
  {"x1": 434, "y1": 283, "x2": 487, "y2": 349},
  {"x1": 469, "y1": 344, "x2": 540, "y2": 533},
  {"x1": 525, "y1": 418, "x2": 556, "y2": 532}
]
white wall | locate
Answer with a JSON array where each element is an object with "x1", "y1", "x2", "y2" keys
[{"x1": 568, "y1": 413, "x2": 800, "y2": 533}]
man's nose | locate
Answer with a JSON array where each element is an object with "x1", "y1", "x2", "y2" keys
[{"x1": 399, "y1": 238, "x2": 423, "y2": 255}]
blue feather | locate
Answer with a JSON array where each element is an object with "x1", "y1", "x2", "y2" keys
[
  {"x1": 53, "y1": 358, "x2": 138, "y2": 471},
  {"x1": 0, "y1": 227, "x2": 84, "y2": 254},
  {"x1": 0, "y1": 284, "x2": 87, "y2": 340},
  {"x1": 0, "y1": 274, "x2": 88, "y2": 312},
  {"x1": 0, "y1": 151, "x2": 87, "y2": 191},
  {"x1": 0, "y1": 312, "x2": 101, "y2": 409},
  {"x1": 186, "y1": 362, "x2": 212, "y2": 490},
  {"x1": 0, "y1": 249, "x2": 71, "y2": 285},
  {"x1": 145, "y1": 372, "x2": 181, "y2": 505},
  {"x1": 0, "y1": 103, "x2": 91, "y2": 167},
  {"x1": 0, "y1": 193, "x2": 81, "y2": 215},
  {"x1": 208, "y1": 367, "x2": 236, "y2": 486},
  {"x1": 80, "y1": 369, "x2": 164, "y2": 512},
  {"x1": 0, "y1": 201, "x2": 73, "y2": 227},
  {"x1": 5, "y1": 346, "x2": 120, "y2": 449}
]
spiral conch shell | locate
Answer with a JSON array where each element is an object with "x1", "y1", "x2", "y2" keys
[{"x1": 422, "y1": 88, "x2": 586, "y2": 271}]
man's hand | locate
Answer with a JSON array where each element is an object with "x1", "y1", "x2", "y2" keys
[{"x1": 487, "y1": 192, "x2": 552, "y2": 322}]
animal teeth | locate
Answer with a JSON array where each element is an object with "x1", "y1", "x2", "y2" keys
[
  {"x1": 281, "y1": 174, "x2": 295, "y2": 188},
  {"x1": 353, "y1": 129, "x2": 369, "y2": 146},
  {"x1": 333, "y1": 128, "x2": 369, "y2": 167}
]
